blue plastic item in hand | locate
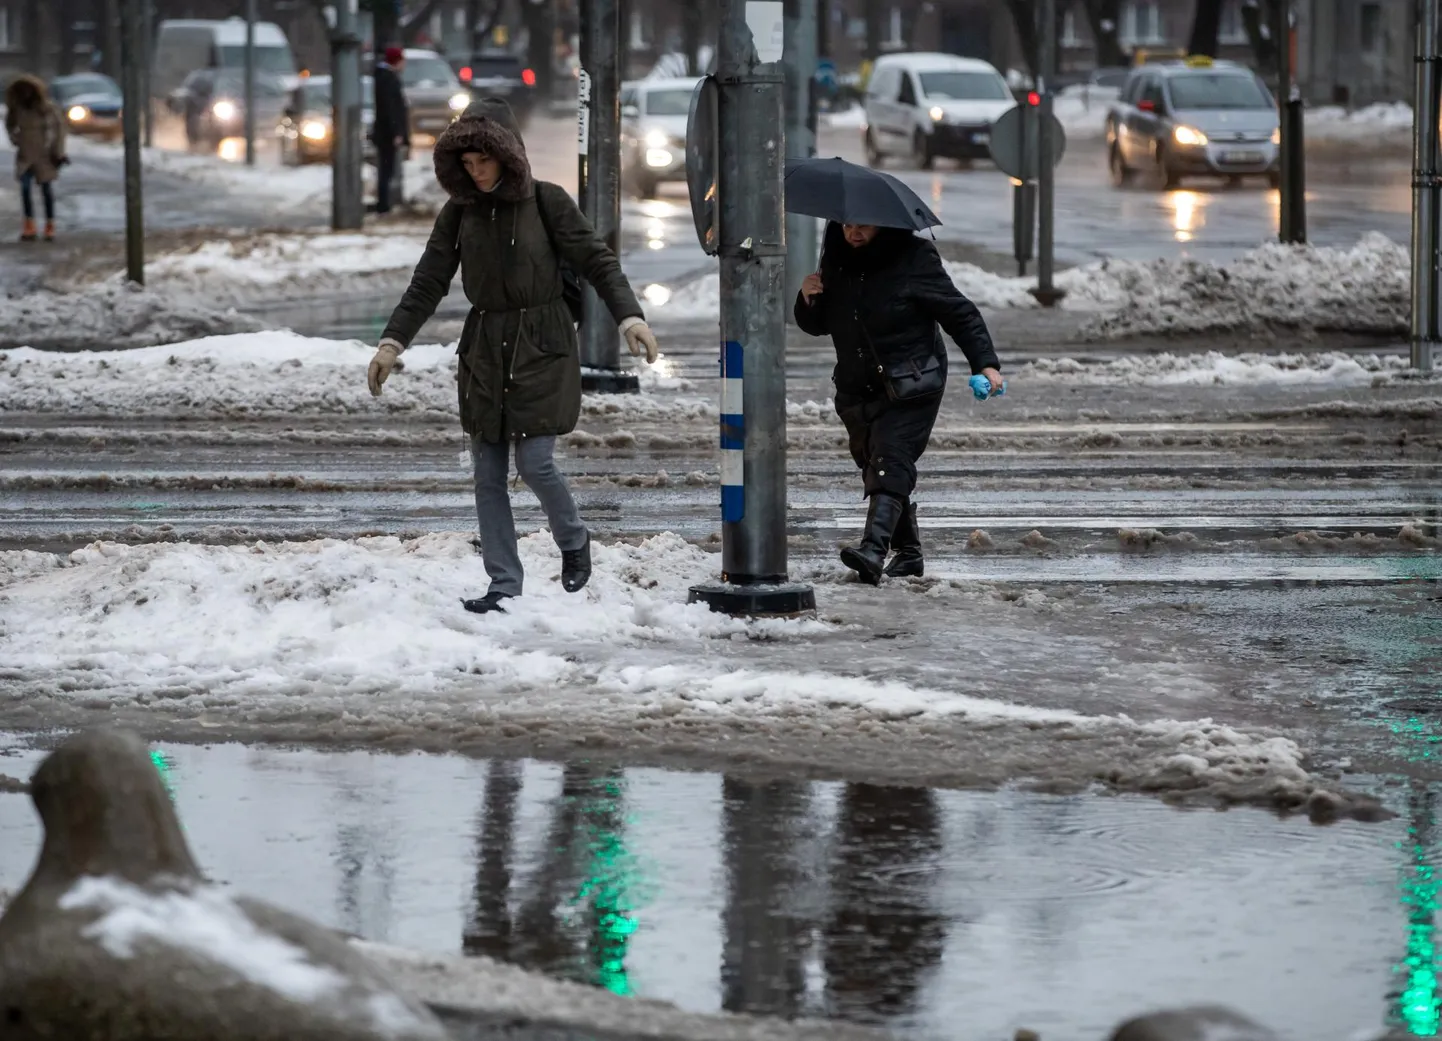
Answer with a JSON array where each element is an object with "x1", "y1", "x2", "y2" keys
[{"x1": 969, "y1": 374, "x2": 1006, "y2": 401}]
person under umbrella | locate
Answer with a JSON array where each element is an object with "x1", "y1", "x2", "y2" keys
[{"x1": 791, "y1": 163, "x2": 1002, "y2": 583}]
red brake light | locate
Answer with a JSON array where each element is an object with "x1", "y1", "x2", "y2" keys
[
  {"x1": 1027, "y1": 91, "x2": 1040, "y2": 106},
  {"x1": 459, "y1": 66, "x2": 472, "y2": 83},
  {"x1": 522, "y1": 67, "x2": 537, "y2": 87}
]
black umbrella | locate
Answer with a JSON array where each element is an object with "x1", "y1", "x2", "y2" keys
[{"x1": 783, "y1": 156, "x2": 941, "y2": 231}]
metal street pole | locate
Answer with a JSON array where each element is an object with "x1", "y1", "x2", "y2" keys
[
  {"x1": 577, "y1": 0, "x2": 637, "y2": 393},
  {"x1": 244, "y1": 0, "x2": 257, "y2": 166},
  {"x1": 1274, "y1": 0, "x2": 1306, "y2": 242},
  {"x1": 1032, "y1": 0, "x2": 1064, "y2": 305},
  {"x1": 783, "y1": 0, "x2": 818, "y2": 316},
  {"x1": 332, "y1": 0, "x2": 364, "y2": 230},
  {"x1": 120, "y1": 0, "x2": 144, "y2": 284},
  {"x1": 141, "y1": 0, "x2": 153, "y2": 148},
  {"x1": 1413, "y1": 0, "x2": 1441, "y2": 371},
  {"x1": 689, "y1": 0, "x2": 815, "y2": 617}
]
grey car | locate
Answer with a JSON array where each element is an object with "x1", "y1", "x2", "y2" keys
[
  {"x1": 1105, "y1": 59, "x2": 1280, "y2": 190},
  {"x1": 400, "y1": 48, "x2": 471, "y2": 145}
]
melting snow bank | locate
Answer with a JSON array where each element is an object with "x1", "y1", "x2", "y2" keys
[
  {"x1": 1019, "y1": 350, "x2": 1408, "y2": 386},
  {"x1": 0, "y1": 333, "x2": 689, "y2": 421},
  {"x1": 0, "y1": 534, "x2": 1383, "y2": 819},
  {"x1": 141, "y1": 232, "x2": 428, "y2": 309},
  {"x1": 358, "y1": 941, "x2": 886, "y2": 1041},
  {"x1": 653, "y1": 234, "x2": 1407, "y2": 340},
  {"x1": 0, "y1": 283, "x2": 262, "y2": 351}
]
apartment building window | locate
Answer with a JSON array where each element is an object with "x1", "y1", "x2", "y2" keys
[
  {"x1": 1218, "y1": 0, "x2": 1248, "y2": 43},
  {"x1": 1359, "y1": 2, "x2": 1382, "y2": 52},
  {"x1": 0, "y1": 10, "x2": 12, "y2": 50},
  {"x1": 629, "y1": 10, "x2": 648, "y2": 48},
  {"x1": 1120, "y1": 0, "x2": 1164, "y2": 45},
  {"x1": 1062, "y1": 5, "x2": 1082, "y2": 46},
  {"x1": 453, "y1": 8, "x2": 466, "y2": 32}
]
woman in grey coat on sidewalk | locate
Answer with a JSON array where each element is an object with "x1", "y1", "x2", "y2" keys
[{"x1": 367, "y1": 98, "x2": 659, "y2": 615}]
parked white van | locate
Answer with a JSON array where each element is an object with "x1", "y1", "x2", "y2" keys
[
  {"x1": 862, "y1": 53, "x2": 1015, "y2": 169},
  {"x1": 152, "y1": 19, "x2": 300, "y2": 104}
]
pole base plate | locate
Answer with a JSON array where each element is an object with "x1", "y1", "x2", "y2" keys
[
  {"x1": 688, "y1": 581, "x2": 817, "y2": 618},
  {"x1": 1028, "y1": 286, "x2": 1068, "y2": 308},
  {"x1": 580, "y1": 368, "x2": 641, "y2": 394}
]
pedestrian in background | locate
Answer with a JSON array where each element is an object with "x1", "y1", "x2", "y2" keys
[
  {"x1": 371, "y1": 46, "x2": 409, "y2": 215},
  {"x1": 795, "y1": 221, "x2": 1003, "y2": 584},
  {"x1": 5, "y1": 75, "x2": 66, "y2": 242},
  {"x1": 367, "y1": 98, "x2": 659, "y2": 615}
]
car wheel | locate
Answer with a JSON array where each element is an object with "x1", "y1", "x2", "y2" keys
[
  {"x1": 1156, "y1": 147, "x2": 1181, "y2": 190},
  {"x1": 913, "y1": 130, "x2": 934, "y2": 170},
  {"x1": 1267, "y1": 170, "x2": 1282, "y2": 189},
  {"x1": 635, "y1": 174, "x2": 660, "y2": 200},
  {"x1": 1108, "y1": 143, "x2": 1132, "y2": 188},
  {"x1": 864, "y1": 128, "x2": 883, "y2": 168}
]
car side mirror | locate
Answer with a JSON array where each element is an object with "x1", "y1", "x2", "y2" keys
[
  {"x1": 622, "y1": 104, "x2": 639, "y2": 119},
  {"x1": 283, "y1": 104, "x2": 297, "y2": 119},
  {"x1": 1137, "y1": 99, "x2": 1157, "y2": 113}
]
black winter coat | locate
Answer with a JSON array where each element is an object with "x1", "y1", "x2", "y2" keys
[
  {"x1": 382, "y1": 98, "x2": 643, "y2": 443},
  {"x1": 794, "y1": 224, "x2": 1000, "y2": 399},
  {"x1": 371, "y1": 64, "x2": 409, "y2": 145}
]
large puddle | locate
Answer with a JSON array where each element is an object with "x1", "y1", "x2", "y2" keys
[{"x1": 0, "y1": 736, "x2": 1432, "y2": 1040}]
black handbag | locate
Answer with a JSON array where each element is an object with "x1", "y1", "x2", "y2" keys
[{"x1": 854, "y1": 305, "x2": 945, "y2": 403}]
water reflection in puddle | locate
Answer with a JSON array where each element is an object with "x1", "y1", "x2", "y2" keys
[{"x1": 0, "y1": 739, "x2": 1426, "y2": 1039}]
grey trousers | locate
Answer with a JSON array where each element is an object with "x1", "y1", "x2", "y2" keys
[{"x1": 472, "y1": 435, "x2": 588, "y2": 597}]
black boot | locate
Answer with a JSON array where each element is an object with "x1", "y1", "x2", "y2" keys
[
  {"x1": 462, "y1": 591, "x2": 514, "y2": 614},
  {"x1": 840, "y1": 493, "x2": 906, "y2": 586},
  {"x1": 885, "y1": 500, "x2": 924, "y2": 578},
  {"x1": 561, "y1": 532, "x2": 592, "y2": 593}
]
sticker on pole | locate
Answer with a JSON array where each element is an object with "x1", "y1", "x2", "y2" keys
[
  {"x1": 987, "y1": 105, "x2": 1066, "y2": 181},
  {"x1": 745, "y1": 1, "x2": 785, "y2": 64},
  {"x1": 686, "y1": 76, "x2": 720, "y2": 255},
  {"x1": 576, "y1": 68, "x2": 591, "y2": 155}
]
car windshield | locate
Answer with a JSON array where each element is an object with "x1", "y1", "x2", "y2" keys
[
  {"x1": 402, "y1": 56, "x2": 458, "y2": 88},
  {"x1": 918, "y1": 71, "x2": 1010, "y2": 100},
  {"x1": 1167, "y1": 72, "x2": 1272, "y2": 109},
  {"x1": 645, "y1": 88, "x2": 692, "y2": 116},
  {"x1": 212, "y1": 71, "x2": 289, "y2": 97},
  {"x1": 216, "y1": 46, "x2": 296, "y2": 75},
  {"x1": 301, "y1": 79, "x2": 374, "y2": 109},
  {"x1": 51, "y1": 75, "x2": 120, "y2": 101}
]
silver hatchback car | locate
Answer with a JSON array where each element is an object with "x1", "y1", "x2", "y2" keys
[{"x1": 1106, "y1": 58, "x2": 1281, "y2": 190}]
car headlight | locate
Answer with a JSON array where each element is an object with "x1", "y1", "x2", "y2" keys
[
  {"x1": 645, "y1": 148, "x2": 674, "y2": 168},
  {"x1": 448, "y1": 92, "x2": 470, "y2": 112},
  {"x1": 212, "y1": 100, "x2": 237, "y2": 121},
  {"x1": 67, "y1": 105, "x2": 89, "y2": 122},
  {"x1": 1271, "y1": 127, "x2": 1281, "y2": 145},
  {"x1": 929, "y1": 105, "x2": 945, "y2": 122},
  {"x1": 644, "y1": 128, "x2": 669, "y2": 149},
  {"x1": 1173, "y1": 124, "x2": 1207, "y2": 146},
  {"x1": 300, "y1": 120, "x2": 329, "y2": 141}
]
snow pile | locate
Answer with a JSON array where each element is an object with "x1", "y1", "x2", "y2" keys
[
  {"x1": 1306, "y1": 101, "x2": 1413, "y2": 144},
  {"x1": 0, "y1": 533, "x2": 1376, "y2": 814},
  {"x1": 0, "y1": 332, "x2": 700, "y2": 420},
  {"x1": 0, "y1": 282, "x2": 262, "y2": 351},
  {"x1": 117, "y1": 143, "x2": 334, "y2": 214},
  {"x1": 821, "y1": 106, "x2": 868, "y2": 129},
  {"x1": 1051, "y1": 94, "x2": 1110, "y2": 140},
  {"x1": 1020, "y1": 350, "x2": 1407, "y2": 386},
  {"x1": 653, "y1": 235, "x2": 1404, "y2": 337},
  {"x1": 145, "y1": 232, "x2": 427, "y2": 307},
  {"x1": 1078, "y1": 232, "x2": 1409, "y2": 338}
]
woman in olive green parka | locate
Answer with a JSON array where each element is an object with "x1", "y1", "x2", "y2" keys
[{"x1": 368, "y1": 97, "x2": 659, "y2": 614}]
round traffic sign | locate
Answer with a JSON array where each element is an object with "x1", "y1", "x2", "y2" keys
[
  {"x1": 686, "y1": 76, "x2": 720, "y2": 255},
  {"x1": 987, "y1": 105, "x2": 1067, "y2": 181},
  {"x1": 815, "y1": 58, "x2": 837, "y2": 87}
]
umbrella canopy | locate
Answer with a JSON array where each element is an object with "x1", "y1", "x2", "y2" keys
[{"x1": 783, "y1": 156, "x2": 941, "y2": 231}]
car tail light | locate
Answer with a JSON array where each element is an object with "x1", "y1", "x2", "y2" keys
[
  {"x1": 522, "y1": 67, "x2": 537, "y2": 87},
  {"x1": 459, "y1": 66, "x2": 472, "y2": 82},
  {"x1": 1027, "y1": 91, "x2": 1040, "y2": 106}
]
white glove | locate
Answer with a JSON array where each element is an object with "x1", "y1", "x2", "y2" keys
[
  {"x1": 621, "y1": 318, "x2": 659, "y2": 365},
  {"x1": 367, "y1": 339, "x2": 403, "y2": 397}
]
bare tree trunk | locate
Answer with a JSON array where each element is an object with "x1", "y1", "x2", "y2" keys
[
  {"x1": 521, "y1": 0, "x2": 554, "y2": 100},
  {"x1": 57, "y1": 0, "x2": 77, "y2": 75},
  {"x1": 863, "y1": 0, "x2": 884, "y2": 59},
  {"x1": 400, "y1": 0, "x2": 447, "y2": 44},
  {"x1": 372, "y1": 0, "x2": 399, "y2": 51},
  {"x1": 468, "y1": 0, "x2": 502, "y2": 60},
  {"x1": 1081, "y1": 0, "x2": 1125, "y2": 66},
  {"x1": 1240, "y1": 0, "x2": 1276, "y2": 72},
  {"x1": 1187, "y1": 0, "x2": 1223, "y2": 55},
  {"x1": 1006, "y1": 0, "x2": 1039, "y2": 75},
  {"x1": 681, "y1": 0, "x2": 702, "y2": 73},
  {"x1": 100, "y1": 0, "x2": 121, "y2": 78}
]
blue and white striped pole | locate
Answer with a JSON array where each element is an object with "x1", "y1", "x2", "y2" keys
[{"x1": 720, "y1": 340, "x2": 745, "y2": 523}]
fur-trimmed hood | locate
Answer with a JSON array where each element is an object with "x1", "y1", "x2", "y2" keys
[
  {"x1": 432, "y1": 97, "x2": 533, "y2": 205},
  {"x1": 5, "y1": 74, "x2": 49, "y2": 112}
]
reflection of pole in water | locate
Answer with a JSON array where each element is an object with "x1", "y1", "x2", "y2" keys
[
  {"x1": 572, "y1": 770, "x2": 637, "y2": 996},
  {"x1": 1393, "y1": 782, "x2": 1440, "y2": 1036},
  {"x1": 463, "y1": 759, "x2": 523, "y2": 959},
  {"x1": 720, "y1": 778, "x2": 810, "y2": 1019}
]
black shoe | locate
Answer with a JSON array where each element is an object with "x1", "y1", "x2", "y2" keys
[
  {"x1": 840, "y1": 493, "x2": 906, "y2": 586},
  {"x1": 461, "y1": 591, "x2": 514, "y2": 614},
  {"x1": 885, "y1": 500, "x2": 924, "y2": 578},
  {"x1": 561, "y1": 532, "x2": 592, "y2": 593}
]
